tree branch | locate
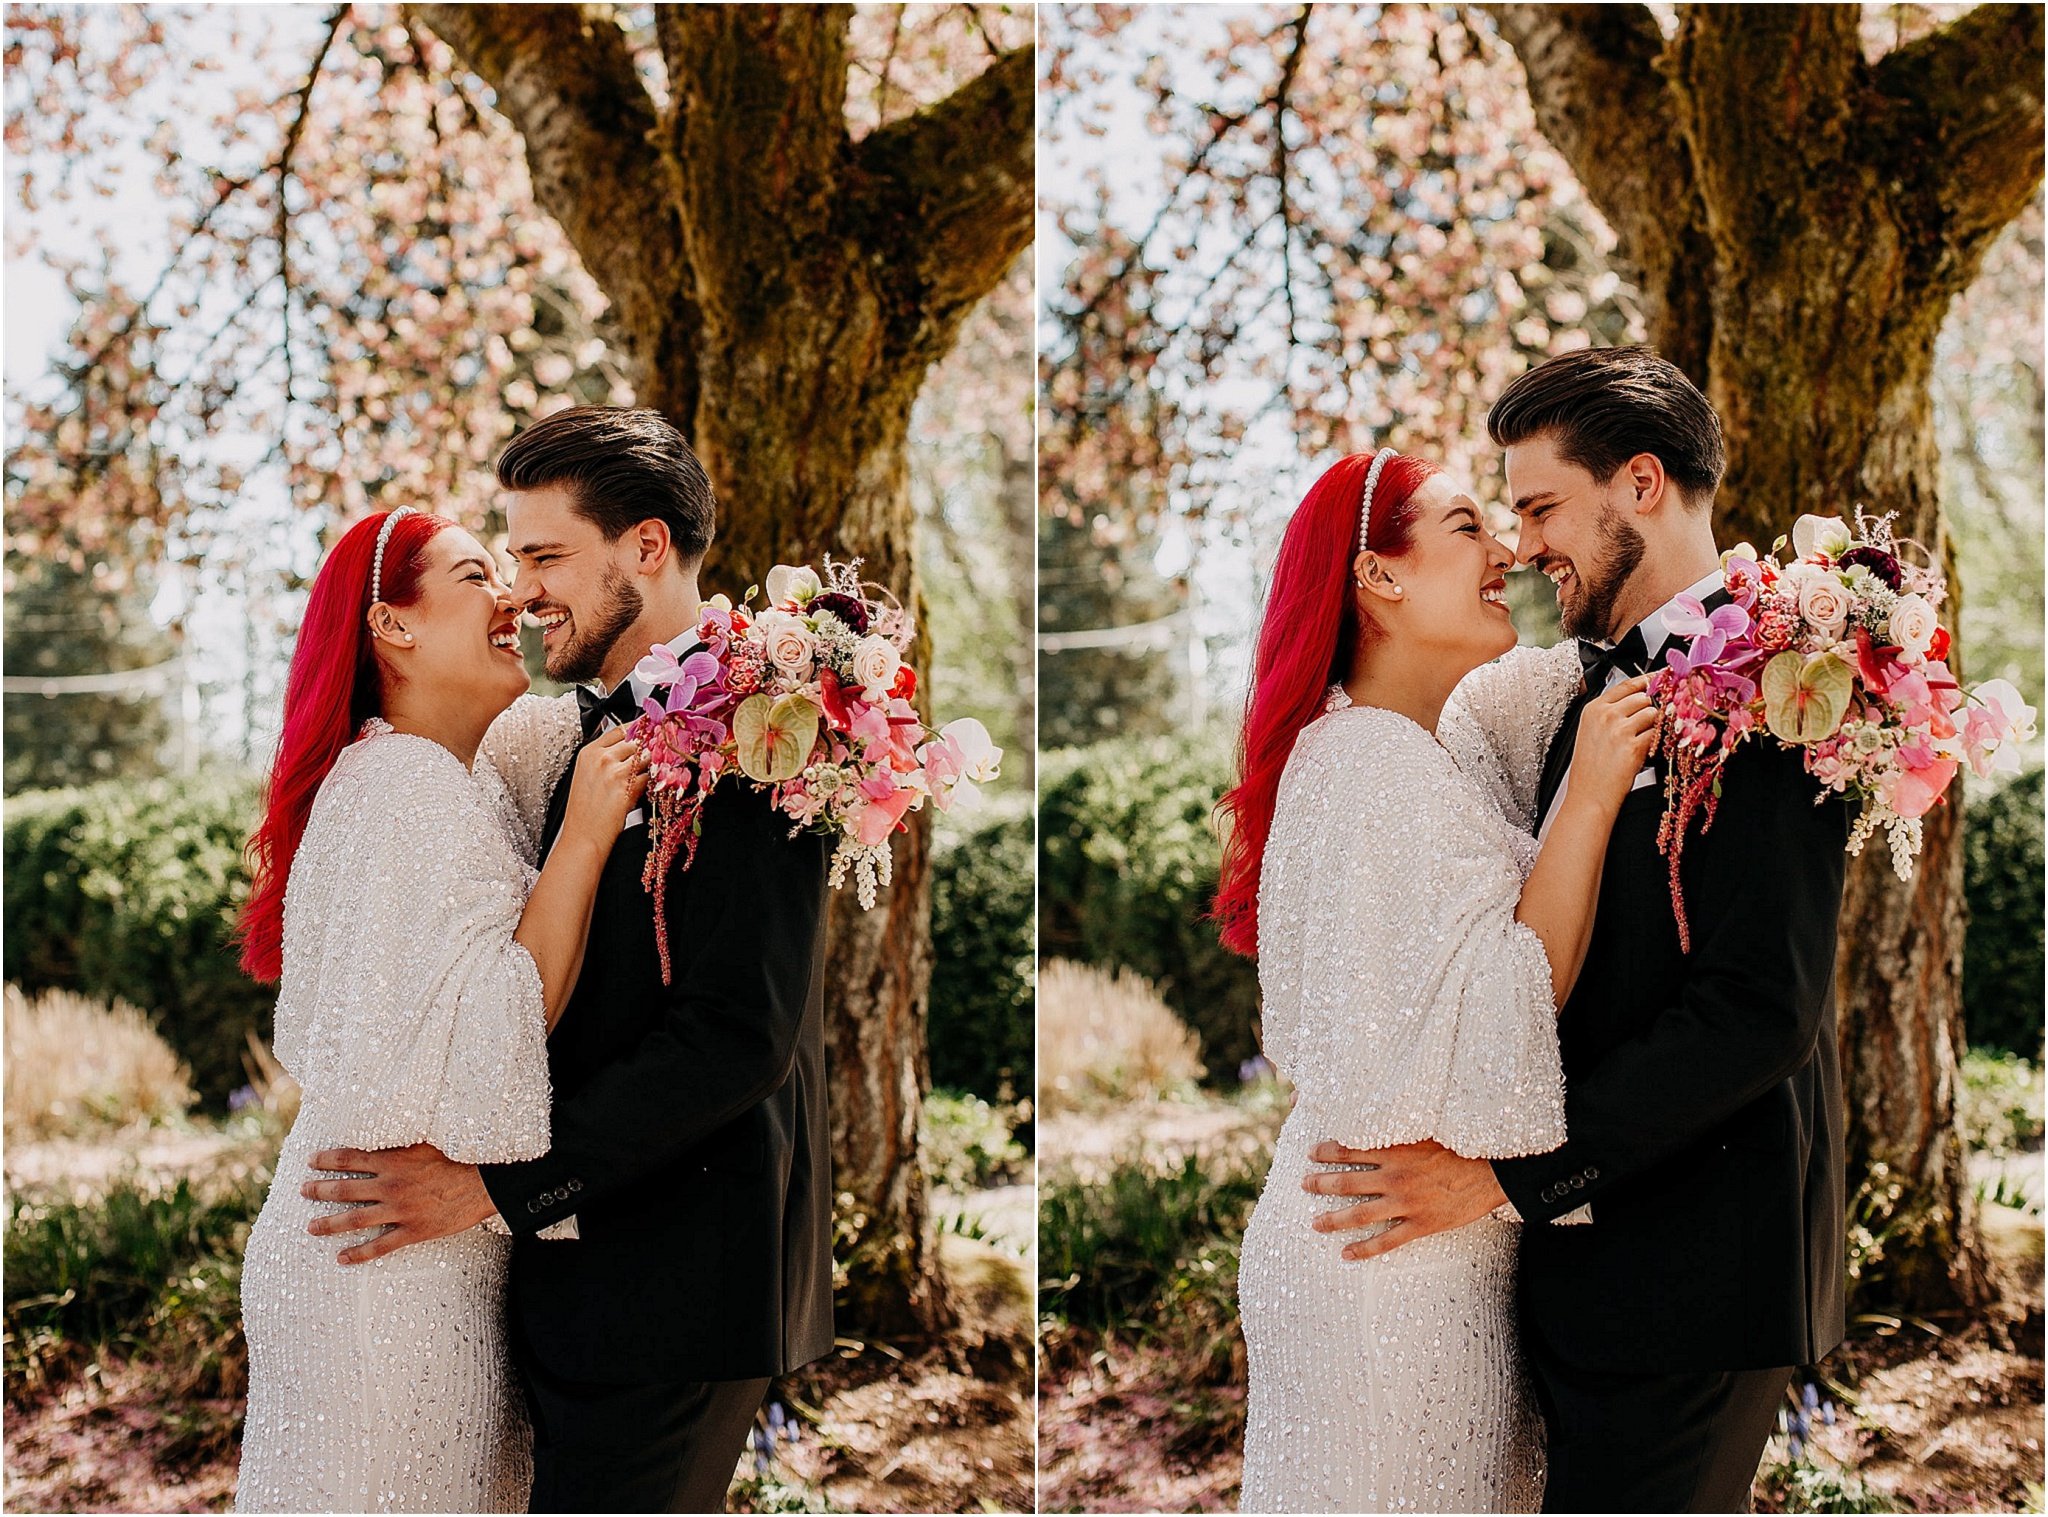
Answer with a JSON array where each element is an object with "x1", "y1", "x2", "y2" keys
[
  {"x1": 1271, "y1": 7, "x2": 1311, "y2": 382},
  {"x1": 406, "y1": 2, "x2": 695, "y2": 415},
  {"x1": 851, "y1": 42, "x2": 1034, "y2": 360},
  {"x1": 1871, "y1": 3, "x2": 2045, "y2": 261},
  {"x1": 1485, "y1": 2, "x2": 1714, "y2": 378},
  {"x1": 1485, "y1": 5, "x2": 1680, "y2": 254},
  {"x1": 274, "y1": 6, "x2": 348, "y2": 419}
]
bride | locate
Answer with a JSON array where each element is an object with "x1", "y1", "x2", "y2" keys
[
  {"x1": 232, "y1": 506, "x2": 644, "y2": 1512},
  {"x1": 1215, "y1": 449, "x2": 1658, "y2": 1512}
]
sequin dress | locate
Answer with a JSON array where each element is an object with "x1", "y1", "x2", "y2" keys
[
  {"x1": 1237, "y1": 651, "x2": 1578, "y2": 1514},
  {"x1": 236, "y1": 698, "x2": 581, "y2": 1513}
]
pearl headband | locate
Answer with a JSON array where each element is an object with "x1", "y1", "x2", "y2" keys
[
  {"x1": 1358, "y1": 447, "x2": 1397, "y2": 554},
  {"x1": 369, "y1": 506, "x2": 417, "y2": 607}
]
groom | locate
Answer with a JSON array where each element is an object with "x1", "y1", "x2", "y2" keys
[
  {"x1": 1306, "y1": 347, "x2": 1850, "y2": 1512},
  {"x1": 301, "y1": 406, "x2": 834, "y2": 1511}
]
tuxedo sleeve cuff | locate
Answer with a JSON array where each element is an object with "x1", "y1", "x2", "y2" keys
[{"x1": 478, "y1": 1157, "x2": 589, "y2": 1239}]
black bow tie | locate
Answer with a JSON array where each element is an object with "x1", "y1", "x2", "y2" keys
[
  {"x1": 577, "y1": 680, "x2": 642, "y2": 742},
  {"x1": 1578, "y1": 625, "x2": 1651, "y2": 691}
]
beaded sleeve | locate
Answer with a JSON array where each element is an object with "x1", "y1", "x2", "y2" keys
[
  {"x1": 1256, "y1": 710, "x2": 1566, "y2": 1159},
  {"x1": 475, "y1": 692, "x2": 583, "y2": 865},
  {"x1": 1439, "y1": 641, "x2": 1583, "y2": 834},
  {"x1": 275, "y1": 731, "x2": 551, "y2": 1166}
]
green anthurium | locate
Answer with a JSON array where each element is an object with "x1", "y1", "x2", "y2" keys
[
  {"x1": 1762, "y1": 650, "x2": 1854, "y2": 744},
  {"x1": 733, "y1": 692, "x2": 822, "y2": 782}
]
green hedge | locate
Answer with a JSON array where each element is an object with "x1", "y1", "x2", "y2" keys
[
  {"x1": 4, "y1": 768, "x2": 1039, "y2": 1111},
  {"x1": 1038, "y1": 734, "x2": 1259, "y2": 1079},
  {"x1": 1040, "y1": 740, "x2": 2048, "y2": 1078},
  {"x1": 928, "y1": 800, "x2": 1035, "y2": 1101},
  {"x1": 1963, "y1": 768, "x2": 2044, "y2": 1058},
  {"x1": 3, "y1": 772, "x2": 270, "y2": 1105}
]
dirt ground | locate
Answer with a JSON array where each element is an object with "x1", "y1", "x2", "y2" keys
[
  {"x1": 6, "y1": 1234, "x2": 1034, "y2": 1515},
  {"x1": 5, "y1": 1123, "x2": 1037, "y2": 1516},
  {"x1": 1038, "y1": 1095, "x2": 2046, "y2": 1515},
  {"x1": 741, "y1": 1235, "x2": 1037, "y2": 1514}
]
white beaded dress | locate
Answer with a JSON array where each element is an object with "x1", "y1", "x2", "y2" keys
[
  {"x1": 1237, "y1": 644, "x2": 1581, "y2": 1514},
  {"x1": 236, "y1": 696, "x2": 581, "y2": 1513}
]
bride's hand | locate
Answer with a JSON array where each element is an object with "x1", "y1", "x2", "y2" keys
[
  {"x1": 1568, "y1": 673, "x2": 1661, "y2": 813},
  {"x1": 561, "y1": 725, "x2": 650, "y2": 847}
]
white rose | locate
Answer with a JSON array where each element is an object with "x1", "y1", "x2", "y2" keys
[
  {"x1": 755, "y1": 609, "x2": 817, "y2": 677},
  {"x1": 850, "y1": 634, "x2": 901, "y2": 699},
  {"x1": 764, "y1": 564, "x2": 823, "y2": 607},
  {"x1": 1886, "y1": 594, "x2": 1938, "y2": 657},
  {"x1": 1792, "y1": 514, "x2": 1853, "y2": 560},
  {"x1": 1797, "y1": 575, "x2": 1850, "y2": 635}
]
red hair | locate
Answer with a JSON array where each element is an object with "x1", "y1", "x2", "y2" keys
[
  {"x1": 237, "y1": 509, "x2": 451, "y2": 983},
  {"x1": 1213, "y1": 451, "x2": 1439, "y2": 957}
]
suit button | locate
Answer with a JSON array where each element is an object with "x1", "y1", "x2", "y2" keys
[
  {"x1": 526, "y1": 1200, "x2": 540, "y2": 1214},
  {"x1": 1570, "y1": 1176, "x2": 1585, "y2": 1190},
  {"x1": 1585, "y1": 1166, "x2": 1600, "y2": 1180},
  {"x1": 553, "y1": 1186, "x2": 570, "y2": 1201},
  {"x1": 568, "y1": 1179, "x2": 583, "y2": 1193}
]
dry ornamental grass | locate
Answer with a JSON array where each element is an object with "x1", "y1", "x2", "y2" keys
[
  {"x1": 1038, "y1": 959, "x2": 1204, "y2": 1114},
  {"x1": 3, "y1": 986, "x2": 195, "y2": 1141}
]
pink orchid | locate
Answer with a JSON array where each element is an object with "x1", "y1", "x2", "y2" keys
[
  {"x1": 1963, "y1": 680, "x2": 2039, "y2": 776},
  {"x1": 1720, "y1": 555, "x2": 1764, "y2": 610},
  {"x1": 850, "y1": 776, "x2": 917, "y2": 845},
  {"x1": 1895, "y1": 733, "x2": 1939, "y2": 770},
  {"x1": 849, "y1": 701, "x2": 893, "y2": 762},
  {"x1": 919, "y1": 733, "x2": 967, "y2": 810},
  {"x1": 1888, "y1": 754, "x2": 1959, "y2": 820}
]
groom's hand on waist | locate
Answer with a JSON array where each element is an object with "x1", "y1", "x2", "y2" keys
[
  {"x1": 302, "y1": 1143, "x2": 497, "y2": 1265},
  {"x1": 1301, "y1": 1139, "x2": 1507, "y2": 1262}
]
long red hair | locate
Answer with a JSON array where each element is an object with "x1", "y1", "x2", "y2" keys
[
  {"x1": 1213, "y1": 451, "x2": 1439, "y2": 957},
  {"x1": 237, "y1": 509, "x2": 452, "y2": 983}
]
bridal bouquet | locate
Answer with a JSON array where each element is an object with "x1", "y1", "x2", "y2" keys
[
  {"x1": 624, "y1": 557, "x2": 1001, "y2": 982},
  {"x1": 1648, "y1": 510, "x2": 2035, "y2": 951}
]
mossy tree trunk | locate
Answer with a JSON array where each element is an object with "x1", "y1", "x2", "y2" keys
[
  {"x1": 1492, "y1": 1, "x2": 2043, "y2": 1311},
  {"x1": 412, "y1": 1, "x2": 1033, "y2": 1335}
]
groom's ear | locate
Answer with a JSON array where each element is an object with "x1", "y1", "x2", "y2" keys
[
  {"x1": 1620, "y1": 452, "x2": 1670, "y2": 516},
  {"x1": 622, "y1": 517, "x2": 675, "y2": 576}
]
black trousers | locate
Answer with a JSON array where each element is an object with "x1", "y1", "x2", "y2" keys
[
  {"x1": 510, "y1": 1321, "x2": 769, "y2": 1514},
  {"x1": 1533, "y1": 1358, "x2": 1791, "y2": 1513}
]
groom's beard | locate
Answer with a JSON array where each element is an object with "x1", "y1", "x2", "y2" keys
[
  {"x1": 1556, "y1": 512, "x2": 1646, "y2": 641},
  {"x1": 545, "y1": 565, "x2": 645, "y2": 685}
]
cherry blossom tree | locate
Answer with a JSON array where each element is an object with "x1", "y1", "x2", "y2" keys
[{"x1": 5, "y1": 1, "x2": 1032, "y2": 1333}]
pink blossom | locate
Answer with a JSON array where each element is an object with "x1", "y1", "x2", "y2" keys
[
  {"x1": 850, "y1": 779, "x2": 917, "y2": 845},
  {"x1": 919, "y1": 733, "x2": 966, "y2": 809},
  {"x1": 1889, "y1": 754, "x2": 1959, "y2": 820}
]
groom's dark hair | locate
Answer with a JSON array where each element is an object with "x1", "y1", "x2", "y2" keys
[
  {"x1": 1487, "y1": 345, "x2": 1725, "y2": 507},
  {"x1": 496, "y1": 406, "x2": 717, "y2": 562}
]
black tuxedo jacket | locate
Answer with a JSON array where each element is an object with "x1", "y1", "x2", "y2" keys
[
  {"x1": 1493, "y1": 698, "x2": 1851, "y2": 1374},
  {"x1": 479, "y1": 762, "x2": 834, "y2": 1385}
]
